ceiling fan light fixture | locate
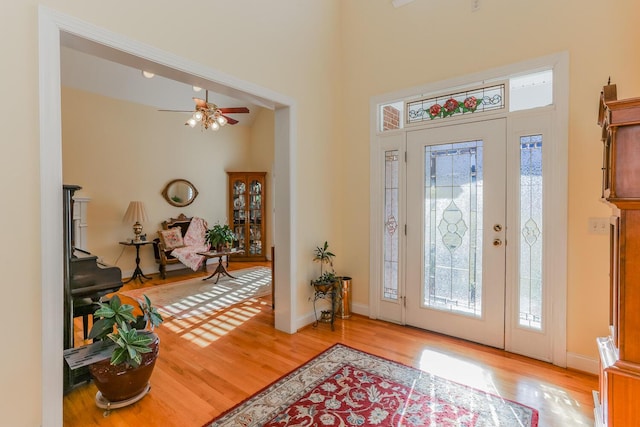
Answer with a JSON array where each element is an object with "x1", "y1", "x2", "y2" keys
[
  {"x1": 192, "y1": 86, "x2": 202, "y2": 92},
  {"x1": 160, "y1": 90, "x2": 248, "y2": 132},
  {"x1": 141, "y1": 70, "x2": 155, "y2": 79}
]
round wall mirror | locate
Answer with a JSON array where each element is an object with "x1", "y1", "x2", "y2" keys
[{"x1": 162, "y1": 179, "x2": 199, "y2": 207}]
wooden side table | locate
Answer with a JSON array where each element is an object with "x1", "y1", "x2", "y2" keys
[
  {"x1": 119, "y1": 240, "x2": 153, "y2": 284},
  {"x1": 197, "y1": 248, "x2": 244, "y2": 283}
]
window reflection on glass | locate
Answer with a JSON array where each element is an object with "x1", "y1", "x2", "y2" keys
[
  {"x1": 380, "y1": 102, "x2": 404, "y2": 131},
  {"x1": 424, "y1": 141, "x2": 483, "y2": 317},
  {"x1": 519, "y1": 135, "x2": 543, "y2": 330},
  {"x1": 383, "y1": 150, "x2": 400, "y2": 301}
]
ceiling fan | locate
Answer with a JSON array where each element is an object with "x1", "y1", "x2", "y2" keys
[{"x1": 160, "y1": 90, "x2": 250, "y2": 131}]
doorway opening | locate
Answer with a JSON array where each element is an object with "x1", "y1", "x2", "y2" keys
[{"x1": 39, "y1": 7, "x2": 296, "y2": 426}]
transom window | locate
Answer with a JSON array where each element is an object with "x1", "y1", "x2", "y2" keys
[
  {"x1": 407, "y1": 84, "x2": 505, "y2": 125},
  {"x1": 379, "y1": 70, "x2": 553, "y2": 132}
]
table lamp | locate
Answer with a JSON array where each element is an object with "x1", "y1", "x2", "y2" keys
[{"x1": 123, "y1": 201, "x2": 149, "y2": 242}]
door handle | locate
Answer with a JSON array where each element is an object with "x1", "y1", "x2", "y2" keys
[{"x1": 493, "y1": 238, "x2": 503, "y2": 247}]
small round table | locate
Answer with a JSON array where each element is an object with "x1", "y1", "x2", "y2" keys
[
  {"x1": 119, "y1": 240, "x2": 153, "y2": 284},
  {"x1": 197, "y1": 248, "x2": 245, "y2": 283}
]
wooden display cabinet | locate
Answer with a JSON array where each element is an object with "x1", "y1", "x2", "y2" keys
[
  {"x1": 595, "y1": 84, "x2": 640, "y2": 427},
  {"x1": 227, "y1": 172, "x2": 267, "y2": 261}
]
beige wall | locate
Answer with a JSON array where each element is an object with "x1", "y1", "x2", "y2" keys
[
  {"x1": 250, "y1": 109, "x2": 276, "y2": 252},
  {"x1": 3, "y1": 1, "x2": 341, "y2": 425},
  {"x1": 4, "y1": 0, "x2": 640, "y2": 425},
  {"x1": 62, "y1": 86, "x2": 273, "y2": 276},
  {"x1": 338, "y1": 0, "x2": 640, "y2": 360}
]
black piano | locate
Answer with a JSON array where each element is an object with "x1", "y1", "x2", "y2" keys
[
  {"x1": 63, "y1": 185, "x2": 123, "y2": 393},
  {"x1": 69, "y1": 247, "x2": 122, "y2": 300}
]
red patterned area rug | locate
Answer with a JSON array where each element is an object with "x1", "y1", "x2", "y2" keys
[{"x1": 202, "y1": 344, "x2": 538, "y2": 427}]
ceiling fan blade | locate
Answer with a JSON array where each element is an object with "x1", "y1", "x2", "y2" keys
[
  {"x1": 193, "y1": 97, "x2": 207, "y2": 109},
  {"x1": 222, "y1": 115, "x2": 239, "y2": 125},
  {"x1": 219, "y1": 107, "x2": 250, "y2": 114}
]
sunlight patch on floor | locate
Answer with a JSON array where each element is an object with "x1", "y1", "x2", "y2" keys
[
  {"x1": 163, "y1": 298, "x2": 268, "y2": 347},
  {"x1": 517, "y1": 381, "x2": 592, "y2": 425},
  {"x1": 417, "y1": 348, "x2": 498, "y2": 393},
  {"x1": 417, "y1": 348, "x2": 594, "y2": 425}
]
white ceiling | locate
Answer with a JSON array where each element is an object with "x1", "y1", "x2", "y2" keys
[
  {"x1": 391, "y1": 0, "x2": 416, "y2": 7},
  {"x1": 60, "y1": 46, "x2": 259, "y2": 126}
]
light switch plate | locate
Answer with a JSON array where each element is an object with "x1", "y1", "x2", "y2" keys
[{"x1": 588, "y1": 217, "x2": 608, "y2": 235}]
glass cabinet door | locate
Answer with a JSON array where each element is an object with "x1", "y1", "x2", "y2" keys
[
  {"x1": 231, "y1": 178, "x2": 247, "y2": 253},
  {"x1": 227, "y1": 172, "x2": 267, "y2": 261},
  {"x1": 248, "y1": 179, "x2": 263, "y2": 255}
]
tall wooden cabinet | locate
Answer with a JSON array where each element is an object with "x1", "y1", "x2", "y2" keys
[
  {"x1": 227, "y1": 172, "x2": 267, "y2": 261},
  {"x1": 595, "y1": 84, "x2": 640, "y2": 427}
]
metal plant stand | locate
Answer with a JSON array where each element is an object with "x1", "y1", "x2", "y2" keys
[{"x1": 312, "y1": 282, "x2": 340, "y2": 331}]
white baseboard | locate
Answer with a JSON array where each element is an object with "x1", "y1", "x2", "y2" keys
[
  {"x1": 298, "y1": 304, "x2": 599, "y2": 377},
  {"x1": 297, "y1": 302, "x2": 370, "y2": 330},
  {"x1": 566, "y1": 352, "x2": 599, "y2": 375},
  {"x1": 351, "y1": 302, "x2": 369, "y2": 317},
  {"x1": 297, "y1": 311, "x2": 316, "y2": 330}
]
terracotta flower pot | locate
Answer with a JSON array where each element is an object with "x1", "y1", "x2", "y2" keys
[
  {"x1": 313, "y1": 282, "x2": 334, "y2": 293},
  {"x1": 89, "y1": 334, "x2": 160, "y2": 402}
]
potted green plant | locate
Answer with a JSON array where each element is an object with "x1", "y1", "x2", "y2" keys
[
  {"x1": 87, "y1": 294, "x2": 163, "y2": 403},
  {"x1": 311, "y1": 241, "x2": 338, "y2": 292},
  {"x1": 205, "y1": 223, "x2": 236, "y2": 250}
]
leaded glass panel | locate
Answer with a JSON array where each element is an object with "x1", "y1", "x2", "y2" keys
[
  {"x1": 519, "y1": 135, "x2": 543, "y2": 329},
  {"x1": 407, "y1": 84, "x2": 505, "y2": 124},
  {"x1": 424, "y1": 141, "x2": 483, "y2": 316},
  {"x1": 384, "y1": 150, "x2": 400, "y2": 301}
]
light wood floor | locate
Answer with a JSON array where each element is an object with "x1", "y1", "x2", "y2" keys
[{"x1": 63, "y1": 261, "x2": 597, "y2": 427}]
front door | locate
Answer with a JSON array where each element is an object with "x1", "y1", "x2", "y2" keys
[{"x1": 405, "y1": 119, "x2": 506, "y2": 348}]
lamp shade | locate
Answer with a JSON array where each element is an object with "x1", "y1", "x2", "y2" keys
[{"x1": 123, "y1": 201, "x2": 149, "y2": 224}]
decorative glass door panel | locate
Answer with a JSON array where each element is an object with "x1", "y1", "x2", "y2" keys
[
  {"x1": 519, "y1": 135, "x2": 543, "y2": 330},
  {"x1": 424, "y1": 141, "x2": 483, "y2": 317},
  {"x1": 376, "y1": 132, "x2": 405, "y2": 324},
  {"x1": 406, "y1": 119, "x2": 506, "y2": 349},
  {"x1": 227, "y1": 172, "x2": 267, "y2": 261},
  {"x1": 384, "y1": 150, "x2": 400, "y2": 302}
]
